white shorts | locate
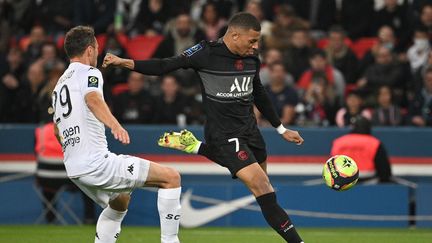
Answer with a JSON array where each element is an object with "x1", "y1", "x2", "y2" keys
[{"x1": 70, "y1": 153, "x2": 150, "y2": 208}]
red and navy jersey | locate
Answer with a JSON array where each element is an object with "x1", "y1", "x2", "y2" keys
[{"x1": 133, "y1": 39, "x2": 281, "y2": 143}]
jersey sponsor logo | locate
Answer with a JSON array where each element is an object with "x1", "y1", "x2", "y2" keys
[
  {"x1": 216, "y1": 77, "x2": 252, "y2": 98},
  {"x1": 230, "y1": 77, "x2": 251, "y2": 93},
  {"x1": 88, "y1": 76, "x2": 99, "y2": 87},
  {"x1": 183, "y1": 43, "x2": 203, "y2": 57},
  {"x1": 237, "y1": 150, "x2": 248, "y2": 161},
  {"x1": 61, "y1": 125, "x2": 81, "y2": 150},
  {"x1": 180, "y1": 189, "x2": 256, "y2": 228}
]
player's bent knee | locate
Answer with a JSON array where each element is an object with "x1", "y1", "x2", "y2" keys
[
  {"x1": 249, "y1": 178, "x2": 274, "y2": 197},
  {"x1": 109, "y1": 193, "x2": 131, "y2": 211},
  {"x1": 162, "y1": 167, "x2": 181, "y2": 188}
]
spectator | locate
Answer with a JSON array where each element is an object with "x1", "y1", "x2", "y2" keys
[
  {"x1": 99, "y1": 32, "x2": 130, "y2": 104},
  {"x1": 340, "y1": 0, "x2": 375, "y2": 39},
  {"x1": 24, "y1": 25, "x2": 48, "y2": 65},
  {"x1": 154, "y1": 13, "x2": 205, "y2": 95},
  {"x1": 154, "y1": 13, "x2": 205, "y2": 58},
  {"x1": 372, "y1": 85, "x2": 403, "y2": 126},
  {"x1": 360, "y1": 46, "x2": 406, "y2": 104},
  {"x1": 282, "y1": 28, "x2": 312, "y2": 80},
  {"x1": 325, "y1": 26, "x2": 359, "y2": 84},
  {"x1": 36, "y1": 0, "x2": 73, "y2": 35},
  {"x1": 289, "y1": 0, "x2": 337, "y2": 39},
  {"x1": 153, "y1": 75, "x2": 197, "y2": 125},
  {"x1": 264, "y1": 5, "x2": 309, "y2": 51},
  {"x1": 135, "y1": 0, "x2": 171, "y2": 36},
  {"x1": 39, "y1": 42, "x2": 63, "y2": 74},
  {"x1": 407, "y1": 27, "x2": 431, "y2": 73},
  {"x1": 373, "y1": 0, "x2": 411, "y2": 47},
  {"x1": 0, "y1": 48, "x2": 26, "y2": 122},
  {"x1": 259, "y1": 48, "x2": 294, "y2": 87},
  {"x1": 115, "y1": 0, "x2": 144, "y2": 35},
  {"x1": 301, "y1": 71, "x2": 339, "y2": 126},
  {"x1": 335, "y1": 90, "x2": 372, "y2": 127},
  {"x1": 73, "y1": 0, "x2": 115, "y2": 34},
  {"x1": 35, "y1": 61, "x2": 65, "y2": 123},
  {"x1": 112, "y1": 72, "x2": 154, "y2": 124},
  {"x1": 331, "y1": 116, "x2": 393, "y2": 183},
  {"x1": 297, "y1": 49, "x2": 345, "y2": 102},
  {"x1": 414, "y1": 4, "x2": 432, "y2": 39},
  {"x1": 190, "y1": 0, "x2": 235, "y2": 21},
  {"x1": 256, "y1": 62, "x2": 298, "y2": 126},
  {"x1": 13, "y1": 61, "x2": 46, "y2": 123},
  {"x1": 413, "y1": 50, "x2": 432, "y2": 92},
  {"x1": 358, "y1": 25, "x2": 400, "y2": 75},
  {"x1": 0, "y1": 0, "x2": 34, "y2": 37},
  {"x1": 409, "y1": 67, "x2": 432, "y2": 126},
  {"x1": 245, "y1": 0, "x2": 273, "y2": 37},
  {"x1": 198, "y1": 2, "x2": 227, "y2": 41}
]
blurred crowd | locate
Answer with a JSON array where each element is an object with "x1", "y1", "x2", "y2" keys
[{"x1": 1, "y1": 0, "x2": 432, "y2": 127}]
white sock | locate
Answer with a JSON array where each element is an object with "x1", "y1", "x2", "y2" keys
[
  {"x1": 158, "y1": 187, "x2": 182, "y2": 243},
  {"x1": 95, "y1": 206, "x2": 127, "y2": 243}
]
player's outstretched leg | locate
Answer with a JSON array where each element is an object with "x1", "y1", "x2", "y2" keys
[
  {"x1": 145, "y1": 162, "x2": 182, "y2": 243},
  {"x1": 95, "y1": 194, "x2": 130, "y2": 243},
  {"x1": 237, "y1": 163, "x2": 304, "y2": 243}
]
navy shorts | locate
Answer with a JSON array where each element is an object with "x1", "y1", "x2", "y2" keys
[{"x1": 205, "y1": 130, "x2": 267, "y2": 178}]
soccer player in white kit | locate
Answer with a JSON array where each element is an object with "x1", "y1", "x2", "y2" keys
[{"x1": 52, "y1": 26, "x2": 182, "y2": 243}]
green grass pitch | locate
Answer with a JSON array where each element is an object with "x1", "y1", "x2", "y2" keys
[{"x1": 0, "y1": 225, "x2": 431, "y2": 242}]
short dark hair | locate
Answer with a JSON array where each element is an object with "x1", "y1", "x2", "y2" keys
[
  {"x1": 351, "y1": 116, "x2": 372, "y2": 134},
  {"x1": 227, "y1": 12, "x2": 261, "y2": 31},
  {"x1": 64, "y1": 26, "x2": 95, "y2": 59}
]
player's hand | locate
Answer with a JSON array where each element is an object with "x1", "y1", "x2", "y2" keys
[
  {"x1": 111, "y1": 125, "x2": 130, "y2": 145},
  {"x1": 282, "y1": 129, "x2": 304, "y2": 145},
  {"x1": 102, "y1": 53, "x2": 123, "y2": 68}
]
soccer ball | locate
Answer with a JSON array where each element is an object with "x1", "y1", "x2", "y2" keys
[{"x1": 322, "y1": 155, "x2": 359, "y2": 191}]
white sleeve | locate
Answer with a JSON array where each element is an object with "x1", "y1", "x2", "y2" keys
[{"x1": 80, "y1": 67, "x2": 104, "y2": 97}]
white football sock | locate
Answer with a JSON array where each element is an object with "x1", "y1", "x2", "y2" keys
[
  {"x1": 158, "y1": 187, "x2": 182, "y2": 243},
  {"x1": 95, "y1": 206, "x2": 127, "y2": 243}
]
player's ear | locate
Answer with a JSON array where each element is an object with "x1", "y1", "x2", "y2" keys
[{"x1": 232, "y1": 30, "x2": 240, "y2": 41}]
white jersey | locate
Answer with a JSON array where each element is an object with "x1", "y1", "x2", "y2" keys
[{"x1": 52, "y1": 62, "x2": 109, "y2": 177}]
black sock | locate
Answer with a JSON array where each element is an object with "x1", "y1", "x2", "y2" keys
[{"x1": 256, "y1": 192, "x2": 303, "y2": 243}]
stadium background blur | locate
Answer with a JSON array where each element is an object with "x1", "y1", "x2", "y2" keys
[{"x1": 0, "y1": 0, "x2": 432, "y2": 242}]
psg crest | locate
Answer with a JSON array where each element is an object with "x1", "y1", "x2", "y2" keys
[{"x1": 234, "y1": 60, "x2": 244, "y2": 71}]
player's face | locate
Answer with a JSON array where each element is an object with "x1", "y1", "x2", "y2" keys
[{"x1": 236, "y1": 29, "x2": 260, "y2": 56}]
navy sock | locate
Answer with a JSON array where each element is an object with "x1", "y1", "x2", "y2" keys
[{"x1": 256, "y1": 192, "x2": 303, "y2": 243}]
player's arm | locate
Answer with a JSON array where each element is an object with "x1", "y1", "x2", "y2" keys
[
  {"x1": 85, "y1": 91, "x2": 130, "y2": 145},
  {"x1": 102, "y1": 43, "x2": 206, "y2": 75},
  {"x1": 102, "y1": 53, "x2": 190, "y2": 75},
  {"x1": 252, "y1": 73, "x2": 304, "y2": 145}
]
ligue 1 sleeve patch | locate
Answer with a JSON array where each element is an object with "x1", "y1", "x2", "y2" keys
[
  {"x1": 182, "y1": 43, "x2": 203, "y2": 57},
  {"x1": 88, "y1": 76, "x2": 99, "y2": 87}
]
